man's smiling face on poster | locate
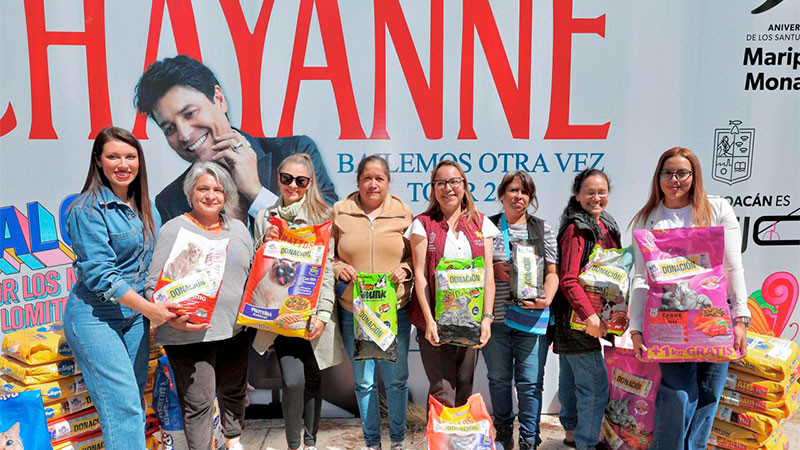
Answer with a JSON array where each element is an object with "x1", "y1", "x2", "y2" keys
[{"x1": 152, "y1": 84, "x2": 233, "y2": 163}]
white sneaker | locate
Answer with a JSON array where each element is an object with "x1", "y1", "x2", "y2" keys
[{"x1": 228, "y1": 443, "x2": 244, "y2": 450}]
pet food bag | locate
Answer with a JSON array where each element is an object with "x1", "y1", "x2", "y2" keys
[
  {"x1": 1, "y1": 374, "x2": 86, "y2": 403},
  {"x1": 434, "y1": 257, "x2": 485, "y2": 347},
  {"x1": 510, "y1": 240, "x2": 543, "y2": 300},
  {"x1": 726, "y1": 368, "x2": 795, "y2": 402},
  {"x1": 352, "y1": 272, "x2": 398, "y2": 362},
  {"x1": 715, "y1": 403, "x2": 780, "y2": 438},
  {"x1": 0, "y1": 391, "x2": 52, "y2": 450},
  {"x1": 2, "y1": 322, "x2": 72, "y2": 364},
  {"x1": 730, "y1": 332, "x2": 799, "y2": 382},
  {"x1": 43, "y1": 392, "x2": 93, "y2": 420},
  {"x1": 633, "y1": 226, "x2": 739, "y2": 362},
  {"x1": 52, "y1": 430, "x2": 104, "y2": 450},
  {"x1": 238, "y1": 217, "x2": 333, "y2": 338},
  {"x1": 571, "y1": 245, "x2": 634, "y2": 336},
  {"x1": 602, "y1": 347, "x2": 661, "y2": 450},
  {"x1": 48, "y1": 407, "x2": 100, "y2": 442},
  {"x1": 425, "y1": 393, "x2": 495, "y2": 450},
  {"x1": 709, "y1": 423, "x2": 787, "y2": 450},
  {"x1": 0, "y1": 355, "x2": 79, "y2": 384},
  {"x1": 720, "y1": 383, "x2": 800, "y2": 420},
  {"x1": 152, "y1": 227, "x2": 230, "y2": 324}
]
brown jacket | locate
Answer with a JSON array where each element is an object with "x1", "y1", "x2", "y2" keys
[{"x1": 332, "y1": 192, "x2": 413, "y2": 311}]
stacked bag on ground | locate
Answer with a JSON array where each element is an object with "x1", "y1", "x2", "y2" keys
[
  {"x1": 707, "y1": 331, "x2": 799, "y2": 450},
  {"x1": 426, "y1": 393, "x2": 495, "y2": 450}
]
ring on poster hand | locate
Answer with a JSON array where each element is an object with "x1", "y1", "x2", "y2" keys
[{"x1": 232, "y1": 140, "x2": 244, "y2": 151}]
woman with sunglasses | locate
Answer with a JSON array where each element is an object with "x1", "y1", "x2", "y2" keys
[
  {"x1": 550, "y1": 168, "x2": 620, "y2": 450},
  {"x1": 252, "y1": 154, "x2": 343, "y2": 450},
  {"x1": 407, "y1": 160, "x2": 498, "y2": 408},
  {"x1": 332, "y1": 155, "x2": 414, "y2": 450},
  {"x1": 629, "y1": 147, "x2": 749, "y2": 450}
]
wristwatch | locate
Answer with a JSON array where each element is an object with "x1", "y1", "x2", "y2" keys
[
  {"x1": 734, "y1": 316, "x2": 751, "y2": 328},
  {"x1": 482, "y1": 313, "x2": 495, "y2": 321}
]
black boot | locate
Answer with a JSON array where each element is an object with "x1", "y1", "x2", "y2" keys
[{"x1": 494, "y1": 423, "x2": 514, "y2": 450}]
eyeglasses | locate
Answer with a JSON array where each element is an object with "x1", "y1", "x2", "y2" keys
[
  {"x1": 279, "y1": 173, "x2": 311, "y2": 188},
  {"x1": 432, "y1": 177, "x2": 464, "y2": 189},
  {"x1": 659, "y1": 170, "x2": 693, "y2": 182}
]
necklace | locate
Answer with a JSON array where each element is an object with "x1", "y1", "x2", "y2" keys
[{"x1": 184, "y1": 213, "x2": 223, "y2": 233}]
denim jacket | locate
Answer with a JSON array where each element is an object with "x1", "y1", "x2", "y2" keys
[{"x1": 67, "y1": 185, "x2": 161, "y2": 303}]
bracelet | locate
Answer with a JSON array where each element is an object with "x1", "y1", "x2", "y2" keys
[{"x1": 482, "y1": 313, "x2": 495, "y2": 321}]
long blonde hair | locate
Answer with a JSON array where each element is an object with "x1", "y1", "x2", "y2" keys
[
  {"x1": 424, "y1": 160, "x2": 479, "y2": 222},
  {"x1": 631, "y1": 147, "x2": 712, "y2": 228},
  {"x1": 278, "y1": 153, "x2": 332, "y2": 224}
]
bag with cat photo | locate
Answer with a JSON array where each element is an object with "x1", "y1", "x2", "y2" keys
[
  {"x1": 0, "y1": 390, "x2": 53, "y2": 450},
  {"x1": 152, "y1": 228, "x2": 231, "y2": 324}
]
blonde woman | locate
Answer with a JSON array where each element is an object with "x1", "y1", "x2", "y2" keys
[{"x1": 252, "y1": 153, "x2": 343, "y2": 450}]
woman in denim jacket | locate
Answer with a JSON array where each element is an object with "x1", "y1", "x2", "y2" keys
[{"x1": 64, "y1": 127, "x2": 177, "y2": 450}]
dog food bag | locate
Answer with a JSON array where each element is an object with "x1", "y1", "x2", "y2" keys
[
  {"x1": 730, "y1": 332, "x2": 800, "y2": 382},
  {"x1": 43, "y1": 392, "x2": 93, "y2": 421},
  {"x1": 726, "y1": 368, "x2": 795, "y2": 402},
  {"x1": 238, "y1": 217, "x2": 333, "y2": 338},
  {"x1": 2, "y1": 322, "x2": 72, "y2": 365},
  {"x1": 0, "y1": 391, "x2": 52, "y2": 450},
  {"x1": 510, "y1": 240, "x2": 543, "y2": 300},
  {"x1": 710, "y1": 420, "x2": 781, "y2": 449},
  {"x1": 352, "y1": 272, "x2": 398, "y2": 362},
  {"x1": 720, "y1": 383, "x2": 800, "y2": 420},
  {"x1": 0, "y1": 355, "x2": 79, "y2": 385},
  {"x1": 708, "y1": 424, "x2": 787, "y2": 450},
  {"x1": 426, "y1": 393, "x2": 495, "y2": 450},
  {"x1": 152, "y1": 227, "x2": 230, "y2": 324},
  {"x1": 633, "y1": 226, "x2": 739, "y2": 362},
  {"x1": 48, "y1": 407, "x2": 100, "y2": 442},
  {"x1": 571, "y1": 245, "x2": 634, "y2": 336},
  {"x1": 434, "y1": 257, "x2": 485, "y2": 347},
  {"x1": 601, "y1": 347, "x2": 660, "y2": 450},
  {"x1": 715, "y1": 403, "x2": 780, "y2": 439},
  {"x1": 1, "y1": 374, "x2": 86, "y2": 403},
  {"x1": 52, "y1": 430, "x2": 104, "y2": 450}
]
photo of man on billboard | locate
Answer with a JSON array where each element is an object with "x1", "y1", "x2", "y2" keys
[{"x1": 134, "y1": 55, "x2": 338, "y2": 223}]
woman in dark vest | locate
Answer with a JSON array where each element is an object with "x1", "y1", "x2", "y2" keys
[
  {"x1": 406, "y1": 160, "x2": 498, "y2": 407},
  {"x1": 550, "y1": 168, "x2": 620, "y2": 450},
  {"x1": 484, "y1": 171, "x2": 559, "y2": 450}
]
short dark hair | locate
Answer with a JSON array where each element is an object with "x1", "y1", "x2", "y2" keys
[
  {"x1": 134, "y1": 55, "x2": 220, "y2": 119},
  {"x1": 356, "y1": 155, "x2": 391, "y2": 182},
  {"x1": 497, "y1": 170, "x2": 539, "y2": 211}
]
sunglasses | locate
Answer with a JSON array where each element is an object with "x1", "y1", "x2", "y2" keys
[{"x1": 279, "y1": 172, "x2": 311, "y2": 188}]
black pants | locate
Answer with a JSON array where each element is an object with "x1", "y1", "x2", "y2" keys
[
  {"x1": 164, "y1": 331, "x2": 249, "y2": 450},
  {"x1": 418, "y1": 336, "x2": 478, "y2": 408},
  {"x1": 273, "y1": 335, "x2": 322, "y2": 448}
]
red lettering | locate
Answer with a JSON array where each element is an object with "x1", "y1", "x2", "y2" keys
[
  {"x1": 458, "y1": 0, "x2": 532, "y2": 139},
  {"x1": 278, "y1": 0, "x2": 366, "y2": 139},
  {"x1": 220, "y1": 0, "x2": 276, "y2": 138},
  {"x1": 132, "y1": 0, "x2": 203, "y2": 139},
  {"x1": 545, "y1": 0, "x2": 610, "y2": 140},
  {"x1": 371, "y1": 0, "x2": 443, "y2": 140},
  {"x1": 24, "y1": 0, "x2": 111, "y2": 139},
  {"x1": 24, "y1": 301, "x2": 45, "y2": 328},
  {"x1": 0, "y1": 104, "x2": 16, "y2": 137}
]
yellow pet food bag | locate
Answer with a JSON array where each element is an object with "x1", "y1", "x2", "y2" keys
[
  {"x1": 0, "y1": 374, "x2": 86, "y2": 403},
  {"x1": 708, "y1": 422, "x2": 786, "y2": 450},
  {"x1": 48, "y1": 407, "x2": 100, "y2": 442},
  {"x1": 0, "y1": 355, "x2": 80, "y2": 385},
  {"x1": 1, "y1": 322, "x2": 72, "y2": 364},
  {"x1": 729, "y1": 332, "x2": 799, "y2": 382},
  {"x1": 719, "y1": 384, "x2": 799, "y2": 420},
  {"x1": 43, "y1": 392, "x2": 93, "y2": 421},
  {"x1": 725, "y1": 368, "x2": 794, "y2": 402},
  {"x1": 715, "y1": 403, "x2": 780, "y2": 438}
]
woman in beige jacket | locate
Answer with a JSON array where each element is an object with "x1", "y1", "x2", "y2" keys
[{"x1": 332, "y1": 155, "x2": 413, "y2": 450}]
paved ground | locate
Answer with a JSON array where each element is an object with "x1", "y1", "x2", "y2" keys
[{"x1": 240, "y1": 412, "x2": 800, "y2": 449}]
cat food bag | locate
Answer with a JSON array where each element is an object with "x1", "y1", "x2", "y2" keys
[
  {"x1": 0, "y1": 391, "x2": 52, "y2": 450},
  {"x1": 2, "y1": 322, "x2": 72, "y2": 364},
  {"x1": 726, "y1": 368, "x2": 796, "y2": 401},
  {"x1": 352, "y1": 272, "x2": 398, "y2": 362},
  {"x1": 435, "y1": 257, "x2": 485, "y2": 347},
  {"x1": 425, "y1": 393, "x2": 495, "y2": 450},
  {"x1": 238, "y1": 217, "x2": 333, "y2": 338},
  {"x1": 571, "y1": 246, "x2": 634, "y2": 336},
  {"x1": 0, "y1": 355, "x2": 79, "y2": 384},
  {"x1": 1, "y1": 374, "x2": 86, "y2": 403},
  {"x1": 43, "y1": 392, "x2": 93, "y2": 420},
  {"x1": 152, "y1": 227, "x2": 230, "y2": 324},
  {"x1": 720, "y1": 383, "x2": 800, "y2": 420},
  {"x1": 601, "y1": 347, "x2": 660, "y2": 450},
  {"x1": 510, "y1": 240, "x2": 543, "y2": 300},
  {"x1": 48, "y1": 407, "x2": 100, "y2": 442},
  {"x1": 730, "y1": 332, "x2": 800, "y2": 382},
  {"x1": 633, "y1": 226, "x2": 739, "y2": 362},
  {"x1": 715, "y1": 403, "x2": 780, "y2": 438}
]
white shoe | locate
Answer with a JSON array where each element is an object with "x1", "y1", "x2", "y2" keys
[{"x1": 228, "y1": 443, "x2": 244, "y2": 450}]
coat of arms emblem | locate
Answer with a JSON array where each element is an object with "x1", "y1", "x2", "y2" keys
[{"x1": 712, "y1": 120, "x2": 754, "y2": 185}]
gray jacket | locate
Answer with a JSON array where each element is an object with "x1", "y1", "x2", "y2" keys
[{"x1": 251, "y1": 202, "x2": 343, "y2": 370}]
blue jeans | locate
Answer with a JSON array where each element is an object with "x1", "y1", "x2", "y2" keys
[
  {"x1": 482, "y1": 322, "x2": 549, "y2": 446},
  {"x1": 64, "y1": 294, "x2": 149, "y2": 450},
  {"x1": 339, "y1": 305, "x2": 411, "y2": 446},
  {"x1": 558, "y1": 352, "x2": 608, "y2": 450},
  {"x1": 653, "y1": 362, "x2": 728, "y2": 450}
]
